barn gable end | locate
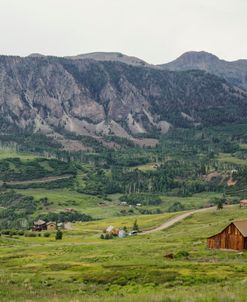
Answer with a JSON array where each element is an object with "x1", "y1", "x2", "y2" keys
[{"x1": 207, "y1": 221, "x2": 247, "y2": 251}]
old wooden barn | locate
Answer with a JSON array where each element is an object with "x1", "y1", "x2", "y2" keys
[{"x1": 208, "y1": 220, "x2": 247, "y2": 250}]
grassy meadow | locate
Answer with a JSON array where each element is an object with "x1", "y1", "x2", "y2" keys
[
  {"x1": 1, "y1": 206, "x2": 247, "y2": 301},
  {"x1": 14, "y1": 188, "x2": 224, "y2": 219},
  {"x1": 0, "y1": 124, "x2": 247, "y2": 301},
  {"x1": 218, "y1": 153, "x2": 247, "y2": 166},
  {"x1": 0, "y1": 149, "x2": 38, "y2": 160}
]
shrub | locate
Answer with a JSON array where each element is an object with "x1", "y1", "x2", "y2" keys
[
  {"x1": 175, "y1": 250, "x2": 190, "y2": 258},
  {"x1": 43, "y1": 232, "x2": 51, "y2": 238},
  {"x1": 168, "y1": 202, "x2": 185, "y2": 212},
  {"x1": 1, "y1": 229, "x2": 11, "y2": 235},
  {"x1": 55, "y1": 229, "x2": 63, "y2": 240},
  {"x1": 132, "y1": 219, "x2": 139, "y2": 232},
  {"x1": 24, "y1": 232, "x2": 37, "y2": 237}
]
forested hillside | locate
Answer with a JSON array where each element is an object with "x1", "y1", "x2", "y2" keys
[{"x1": 0, "y1": 123, "x2": 246, "y2": 229}]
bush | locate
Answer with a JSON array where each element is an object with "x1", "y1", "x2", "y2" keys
[
  {"x1": 24, "y1": 232, "x2": 37, "y2": 237},
  {"x1": 55, "y1": 230, "x2": 63, "y2": 240},
  {"x1": 132, "y1": 219, "x2": 139, "y2": 232},
  {"x1": 120, "y1": 193, "x2": 161, "y2": 206},
  {"x1": 0, "y1": 230, "x2": 20, "y2": 236},
  {"x1": 43, "y1": 232, "x2": 51, "y2": 237},
  {"x1": 1, "y1": 229, "x2": 11, "y2": 235},
  {"x1": 168, "y1": 202, "x2": 185, "y2": 212},
  {"x1": 37, "y1": 211, "x2": 92, "y2": 223},
  {"x1": 175, "y1": 250, "x2": 190, "y2": 259},
  {"x1": 100, "y1": 234, "x2": 105, "y2": 239}
]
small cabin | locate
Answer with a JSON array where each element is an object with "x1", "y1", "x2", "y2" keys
[
  {"x1": 208, "y1": 220, "x2": 247, "y2": 250},
  {"x1": 240, "y1": 200, "x2": 247, "y2": 208},
  {"x1": 118, "y1": 230, "x2": 127, "y2": 238},
  {"x1": 32, "y1": 219, "x2": 47, "y2": 231},
  {"x1": 47, "y1": 222, "x2": 57, "y2": 231},
  {"x1": 57, "y1": 222, "x2": 64, "y2": 229}
]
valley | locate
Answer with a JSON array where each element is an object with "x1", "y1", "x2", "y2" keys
[
  {"x1": 0, "y1": 50, "x2": 246, "y2": 301},
  {"x1": 1, "y1": 206, "x2": 247, "y2": 301},
  {"x1": 0, "y1": 122, "x2": 246, "y2": 301}
]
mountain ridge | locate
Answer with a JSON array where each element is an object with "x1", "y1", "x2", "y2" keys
[
  {"x1": 0, "y1": 54, "x2": 246, "y2": 150},
  {"x1": 160, "y1": 51, "x2": 247, "y2": 90}
]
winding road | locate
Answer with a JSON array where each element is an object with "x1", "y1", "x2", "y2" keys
[
  {"x1": 3, "y1": 174, "x2": 73, "y2": 185},
  {"x1": 141, "y1": 206, "x2": 217, "y2": 235}
]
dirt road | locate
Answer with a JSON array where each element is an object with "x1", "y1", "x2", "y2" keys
[
  {"x1": 4, "y1": 174, "x2": 73, "y2": 185},
  {"x1": 141, "y1": 206, "x2": 217, "y2": 235}
]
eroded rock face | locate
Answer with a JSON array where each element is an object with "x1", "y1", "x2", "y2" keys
[{"x1": 0, "y1": 55, "x2": 246, "y2": 140}]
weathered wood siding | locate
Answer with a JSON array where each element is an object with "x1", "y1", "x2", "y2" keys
[{"x1": 208, "y1": 223, "x2": 245, "y2": 250}]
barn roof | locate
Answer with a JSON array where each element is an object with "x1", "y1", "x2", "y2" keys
[
  {"x1": 208, "y1": 220, "x2": 247, "y2": 239},
  {"x1": 47, "y1": 221, "x2": 56, "y2": 225},
  {"x1": 233, "y1": 221, "x2": 247, "y2": 237},
  {"x1": 33, "y1": 219, "x2": 46, "y2": 226}
]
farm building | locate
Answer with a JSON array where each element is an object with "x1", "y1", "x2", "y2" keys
[
  {"x1": 47, "y1": 222, "x2": 57, "y2": 231},
  {"x1": 240, "y1": 200, "x2": 247, "y2": 207},
  {"x1": 32, "y1": 220, "x2": 47, "y2": 231},
  {"x1": 208, "y1": 220, "x2": 247, "y2": 250},
  {"x1": 57, "y1": 222, "x2": 64, "y2": 229},
  {"x1": 118, "y1": 230, "x2": 127, "y2": 238}
]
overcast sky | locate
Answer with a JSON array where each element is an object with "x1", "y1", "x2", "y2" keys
[{"x1": 0, "y1": 0, "x2": 246, "y2": 64}]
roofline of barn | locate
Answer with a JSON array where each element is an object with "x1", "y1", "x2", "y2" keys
[{"x1": 207, "y1": 221, "x2": 247, "y2": 239}]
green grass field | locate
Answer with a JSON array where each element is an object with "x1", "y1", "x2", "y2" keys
[
  {"x1": 130, "y1": 162, "x2": 157, "y2": 172},
  {"x1": 240, "y1": 144, "x2": 247, "y2": 150},
  {"x1": 1, "y1": 206, "x2": 247, "y2": 301},
  {"x1": 218, "y1": 153, "x2": 247, "y2": 166},
  {"x1": 1, "y1": 124, "x2": 247, "y2": 301},
  {"x1": 15, "y1": 188, "x2": 224, "y2": 220},
  {"x1": 0, "y1": 149, "x2": 38, "y2": 160}
]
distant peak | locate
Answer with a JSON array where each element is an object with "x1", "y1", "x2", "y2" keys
[
  {"x1": 65, "y1": 52, "x2": 152, "y2": 67},
  {"x1": 176, "y1": 51, "x2": 219, "y2": 63},
  {"x1": 28, "y1": 53, "x2": 46, "y2": 58}
]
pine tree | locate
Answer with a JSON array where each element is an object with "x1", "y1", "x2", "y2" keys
[{"x1": 132, "y1": 219, "x2": 139, "y2": 232}]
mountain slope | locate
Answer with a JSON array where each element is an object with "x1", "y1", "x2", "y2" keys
[
  {"x1": 0, "y1": 55, "x2": 246, "y2": 150},
  {"x1": 65, "y1": 52, "x2": 155, "y2": 68},
  {"x1": 160, "y1": 51, "x2": 247, "y2": 90}
]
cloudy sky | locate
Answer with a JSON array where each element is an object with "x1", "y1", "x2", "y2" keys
[{"x1": 0, "y1": 0, "x2": 246, "y2": 64}]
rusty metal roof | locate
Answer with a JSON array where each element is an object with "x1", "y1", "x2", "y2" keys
[
  {"x1": 208, "y1": 220, "x2": 247, "y2": 239},
  {"x1": 233, "y1": 220, "x2": 247, "y2": 237}
]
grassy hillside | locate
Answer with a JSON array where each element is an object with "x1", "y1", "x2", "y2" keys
[
  {"x1": 0, "y1": 124, "x2": 246, "y2": 301},
  {"x1": 1, "y1": 206, "x2": 247, "y2": 301}
]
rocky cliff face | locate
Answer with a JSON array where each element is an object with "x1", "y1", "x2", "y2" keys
[
  {"x1": 0, "y1": 54, "x2": 246, "y2": 148},
  {"x1": 161, "y1": 51, "x2": 247, "y2": 90}
]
